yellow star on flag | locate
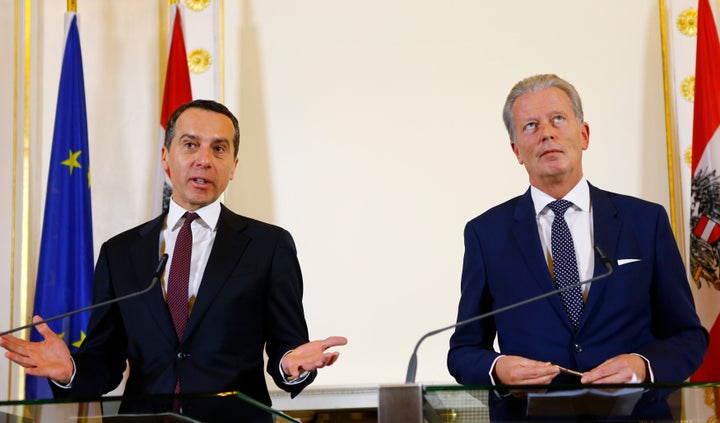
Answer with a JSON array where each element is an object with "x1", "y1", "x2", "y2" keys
[
  {"x1": 72, "y1": 331, "x2": 86, "y2": 348},
  {"x1": 61, "y1": 150, "x2": 82, "y2": 175}
]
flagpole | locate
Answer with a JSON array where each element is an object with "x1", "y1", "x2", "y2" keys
[{"x1": 63, "y1": 7, "x2": 92, "y2": 423}]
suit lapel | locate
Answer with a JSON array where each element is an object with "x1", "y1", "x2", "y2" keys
[
  {"x1": 580, "y1": 184, "x2": 621, "y2": 326},
  {"x1": 130, "y1": 213, "x2": 178, "y2": 345},
  {"x1": 511, "y1": 189, "x2": 571, "y2": 323},
  {"x1": 183, "y1": 205, "x2": 250, "y2": 341}
]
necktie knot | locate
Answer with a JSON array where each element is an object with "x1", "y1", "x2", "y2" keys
[
  {"x1": 548, "y1": 199, "x2": 573, "y2": 217},
  {"x1": 182, "y1": 212, "x2": 199, "y2": 228}
]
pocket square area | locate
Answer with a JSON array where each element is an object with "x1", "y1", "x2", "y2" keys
[{"x1": 617, "y1": 258, "x2": 641, "y2": 266}]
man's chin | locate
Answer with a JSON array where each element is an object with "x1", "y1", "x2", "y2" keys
[{"x1": 183, "y1": 194, "x2": 217, "y2": 210}]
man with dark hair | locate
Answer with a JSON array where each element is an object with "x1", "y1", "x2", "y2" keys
[{"x1": 1, "y1": 99, "x2": 346, "y2": 422}]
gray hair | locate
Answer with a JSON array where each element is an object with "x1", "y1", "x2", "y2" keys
[{"x1": 502, "y1": 74, "x2": 584, "y2": 142}]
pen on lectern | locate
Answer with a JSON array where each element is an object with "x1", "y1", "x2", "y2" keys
[{"x1": 556, "y1": 365, "x2": 584, "y2": 377}]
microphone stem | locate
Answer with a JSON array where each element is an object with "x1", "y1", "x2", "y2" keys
[
  {"x1": 405, "y1": 250, "x2": 613, "y2": 384},
  {"x1": 0, "y1": 279, "x2": 158, "y2": 336},
  {"x1": 0, "y1": 254, "x2": 169, "y2": 337}
]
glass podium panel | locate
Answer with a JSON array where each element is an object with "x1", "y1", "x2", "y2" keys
[
  {"x1": 6, "y1": 384, "x2": 720, "y2": 422},
  {"x1": 379, "y1": 382, "x2": 720, "y2": 422},
  {"x1": 0, "y1": 392, "x2": 300, "y2": 423},
  {"x1": 421, "y1": 383, "x2": 717, "y2": 422}
]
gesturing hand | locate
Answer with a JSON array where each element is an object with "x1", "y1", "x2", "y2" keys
[
  {"x1": 281, "y1": 336, "x2": 348, "y2": 379},
  {"x1": 0, "y1": 315, "x2": 74, "y2": 384}
]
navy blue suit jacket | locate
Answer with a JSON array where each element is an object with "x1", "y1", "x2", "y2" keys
[
  {"x1": 448, "y1": 183, "x2": 708, "y2": 385},
  {"x1": 52, "y1": 204, "x2": 314, "y2": 419}
]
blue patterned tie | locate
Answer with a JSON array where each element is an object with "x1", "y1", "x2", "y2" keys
[{"x1": 547, "y1": 200, "x2": 584, "y2": 329}]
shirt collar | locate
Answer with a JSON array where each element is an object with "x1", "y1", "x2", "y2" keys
[
  {"x1": 530, "y1": 177, "x2": 590, "y2": 216},
  {"x1": 167, "y1": 198, "x2": 222, "y2": 231}
]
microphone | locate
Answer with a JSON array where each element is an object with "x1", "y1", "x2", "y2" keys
[
  {"x1": 0, "y1": 254, "x2": 169, "y2": 337},
  {"x1": 405, "y1": 245, "x2": 614, "y2": 384}
]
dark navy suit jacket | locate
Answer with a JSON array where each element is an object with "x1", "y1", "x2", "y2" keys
[
  {"x1": 448, "y1": 183, "x2": 708, "y2": 386},
  {"x1": 52, "y1": 204, "x2": 314, "y2": 421}
]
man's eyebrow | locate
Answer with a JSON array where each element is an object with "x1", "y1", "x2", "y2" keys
[
  {"x1": 178, "y1": 133, "x2": 199, "y2": 141},
  {"x1": 176, "y1": 134, "x2": 231, "y2": 144}
]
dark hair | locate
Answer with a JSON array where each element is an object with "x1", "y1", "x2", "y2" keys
[
  {"x1": 164, "y1": 99, "x2": 240, "y2": 158},
  {"x1": 502, "y1": 74, "x2": 584, "y2": 142}
]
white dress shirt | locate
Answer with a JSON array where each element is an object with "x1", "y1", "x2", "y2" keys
[
  {"x1": 531, "y1": 177, "x2": 594, "y2": 298},
  {"x1": 161, "y1": 199, "x2": 221, "y2": 301}
]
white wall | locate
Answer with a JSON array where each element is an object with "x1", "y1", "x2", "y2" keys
[
  {"x1": 222, "y1": 0, "x2": 669, "y2": 386},
  {"x1": 1, "y1": 0, "x2": 671, "y2": 398},
  {"x1": 0, "y1": 0, "x2": 18, "y2": 398}
]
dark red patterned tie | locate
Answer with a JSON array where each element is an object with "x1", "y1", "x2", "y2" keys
[{"x1": 167, "y1": 212, "x2": 198, "y2": 341}]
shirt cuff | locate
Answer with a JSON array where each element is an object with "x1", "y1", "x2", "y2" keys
[
  {"x1": 50, "y1": 356, "x2": 76, "y2": 389},
  {"x1": 489, "y1": 355, "x2": 504, "y2": 385},
  {"x1": 631, "y1": 353, "x2": 654, "y2": 383},
  {"x1": 279, "y1": 350, "x2": 310, "y2": 385},
  {"x1": 489, "y1": 355, "x2": 513, "y2": 398}
]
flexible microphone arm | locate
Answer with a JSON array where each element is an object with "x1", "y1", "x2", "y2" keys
[
  {"x1": 404, "y1": 245, "x2": 614, "y2": 384},
  {"x1": 0, "y1": 254, "x2": 169, "y2": 337}
]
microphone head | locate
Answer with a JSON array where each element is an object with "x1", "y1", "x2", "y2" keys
[
  {"x1": 593, "y1": 245, "x2": 613, "y2": 271},
  {"x1": 155, "y1": 254, "x2": 169, "y2": 276},
  {"x1": 594, "y1": 245, "x2": 610, "y2": 265}
]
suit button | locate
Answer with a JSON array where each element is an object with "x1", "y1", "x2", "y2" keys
[
  {"x1": 574, "y1": 343, "x2": 583, "y2": 352},
  {"x1": 177, "y1": 352, "x2": 187, "y2": 360}
]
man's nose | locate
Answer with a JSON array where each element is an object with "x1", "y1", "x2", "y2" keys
[
  {"x1": 195, "y1": 147, "x2": 212, "y2": 166},
  {"x1": 540, "y1": 121, "x2": 555, "y2": 141}
]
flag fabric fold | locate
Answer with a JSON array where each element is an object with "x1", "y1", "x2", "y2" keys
[
  {"x1": 26, "y1": 12, "x2": 94, "y2": 399},
  {"x1": 689, "y1": 0, "x2": 720, "y2": 383},
  {"x1": 153, "y1": 4, "x2": 193, "y2": 215}
]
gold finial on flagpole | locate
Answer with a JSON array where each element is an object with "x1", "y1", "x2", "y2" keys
[
  {"x1": 68, "y1": 0, "x2": 77, "y2": 12},
  {"x1": 170, "y1": 0, "x2": 181, "y2": 5}
]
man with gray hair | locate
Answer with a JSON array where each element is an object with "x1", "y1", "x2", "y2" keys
[{"x1": 448, "y1": 74, "x2": 707, "y2": 416}]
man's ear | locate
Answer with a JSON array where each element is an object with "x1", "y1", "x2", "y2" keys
[
  {"x1": 511, "y1": 141, "x2": 524, "y2": 165},
  {"x1": 581, "y1": 122, "x2": 590, "y2": 150},
  {"x1": 161, "y1": 146, "x2": 170, "y2": 177}
]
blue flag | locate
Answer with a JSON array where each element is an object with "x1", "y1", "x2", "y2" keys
[{"x1": 26, "y1": 13, "x2": 94, "y2": 399}]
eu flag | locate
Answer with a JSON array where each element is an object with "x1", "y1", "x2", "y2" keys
[{"x1": 26, "y1": 13, "x2": 94, "y2": 399}]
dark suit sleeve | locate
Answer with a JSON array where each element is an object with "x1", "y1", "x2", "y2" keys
[
  {"x1": 263, "y1": 228, "x2": 316, "y2": 396},
  {"x1": 447, "y1": 220, "x2": 501, "y2": 385},
  {"x1": 633, "y1": 205, "x2": 708, "y2": 381},
  {"x1": 51, "y1": 242, "x2": 128, "y2": 398}
]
